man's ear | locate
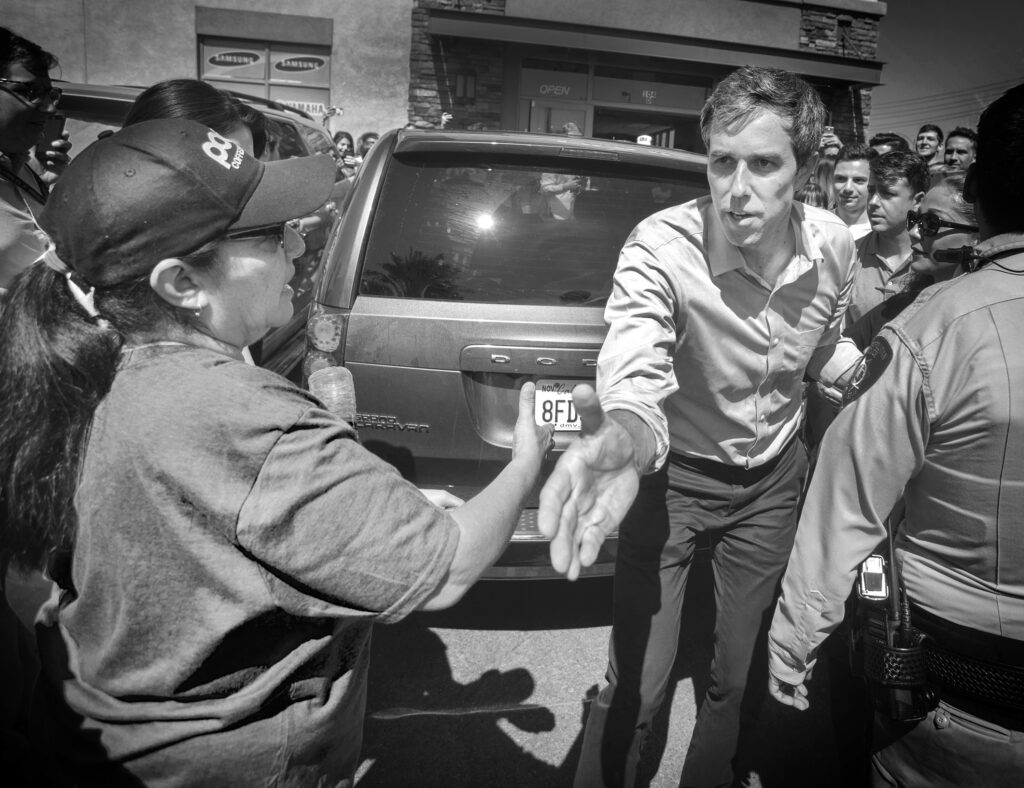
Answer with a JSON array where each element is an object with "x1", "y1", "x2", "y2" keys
[{"x1": 149, "y1": 258, "x2": 205, "y2": 312}]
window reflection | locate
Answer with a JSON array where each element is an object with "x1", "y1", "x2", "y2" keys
[{"x1": 359, "y1": 161, "x2": 706, "y2": 306}]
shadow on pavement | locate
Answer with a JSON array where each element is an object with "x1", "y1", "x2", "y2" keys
[
  {"x1": 359, "y1": 578, "x2": 612, "y2": 786},
  {"x1": 361, "y1": 564, "x2": 842, "y2": 787},
  {"x1": 360, "y1": 621, "x2": 582, "y2": 787}
]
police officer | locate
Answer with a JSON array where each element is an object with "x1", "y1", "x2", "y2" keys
[{"x1": 767, "y1": 82, "x2": 1024, "y2": 787}]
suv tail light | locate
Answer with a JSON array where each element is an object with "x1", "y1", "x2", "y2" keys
[{"x1": 302, "y1": 305, "x2": 352, "y2": 382}]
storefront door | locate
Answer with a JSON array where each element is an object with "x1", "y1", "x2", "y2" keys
[
  {"x1": 528, "y1": 100, "x2": 591, "y2": 135},
  {"x1": 592, "y1": 106, "x2": 704, "y2": 152}
]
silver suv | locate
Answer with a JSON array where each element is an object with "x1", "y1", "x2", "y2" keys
[{"x1": 304, "y1": 129, "x2": 708, "y2": 578}]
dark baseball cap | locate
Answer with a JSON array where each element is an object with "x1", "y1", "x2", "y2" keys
[{"x1": 39, "y1": 118, "x2": 336, "y2": 287}]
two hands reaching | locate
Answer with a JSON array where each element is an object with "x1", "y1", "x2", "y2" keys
[{"x1": 537, "y1": 385, "x2": 640, "y2": 581}]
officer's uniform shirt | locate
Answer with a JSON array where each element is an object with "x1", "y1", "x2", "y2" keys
[
  {"x1": 768, "y1": 235, "x2": 1024, "y2": 684},
  {"x1": 598, "y1": 197, "x2": 862, "y2": 472}
]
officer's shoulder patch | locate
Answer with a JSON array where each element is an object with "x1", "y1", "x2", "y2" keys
[{"x1": 842, "y1": 336, "x2": 893, "y2": 407}]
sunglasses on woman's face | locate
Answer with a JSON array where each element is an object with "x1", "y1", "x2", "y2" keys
[
  {"x1": 225, "y1": 222, "x2": 306, "y2": 256},
  {"x1": 225, "y1": 222, "x2": 287, "y2": 246},
  {"x1": 226, "y1": 222, "x2": 306, "y2": 245},
  {"x1": 906, "y1": 209, "x2": 978, "y2": 237}
]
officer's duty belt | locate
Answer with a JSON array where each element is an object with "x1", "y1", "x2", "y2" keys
[
  {"x1": 926, "y1": 642, "x2": 1024, "y2": 711},
  {"x1": 913, "y1": 603, "x2": 1024, "y2": 712}
]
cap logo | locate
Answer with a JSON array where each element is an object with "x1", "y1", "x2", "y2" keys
[{"x1": 202, "y1": 130, "x2": 246, "y2": 171}]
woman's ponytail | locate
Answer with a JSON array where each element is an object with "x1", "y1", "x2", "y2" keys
[{"x1": 0, "y1": 264, "x2": 123, "y2": 571}]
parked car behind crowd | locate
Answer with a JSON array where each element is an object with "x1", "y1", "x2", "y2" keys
[{"x1": 303, "y1": 129, "x2": 709, "y2": 577}]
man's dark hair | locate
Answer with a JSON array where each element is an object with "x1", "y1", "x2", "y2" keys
[
  {"x1": 0, "y1": 26, "x2": 58, "y2": 77},
  {"x1": 946, "y1": 126, "x2": 978, "y2": 146},
  {"x1": 835, "y1": 143, "x2": 877, "y2": 164},
  {"x1": 699, "y1": 65, "x2": 826, "y2": 166},
  {"x1": 868, "y1": 131, "x2": 911, "y2": 152},
  {"x1": 357, "y1": 131, "x2": 379, "y2": 157},
  {"x1": 871, "y1": 150, "x2": 930, "y2": 195},
  {"x1": 917, "y1": 123, "x2": 944, "y2": 143},
  {"x1": 973, "y1": 84, "x2": 1024, "y2": 234}
]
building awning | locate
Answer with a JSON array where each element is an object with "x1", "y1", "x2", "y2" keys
[{"x1": 428, "y1": 10, "x2": 884, "y2": 87}]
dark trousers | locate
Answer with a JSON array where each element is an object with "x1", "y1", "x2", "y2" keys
[{"x1": 574, "y1": 439, "x2": 808, "y2": 788}]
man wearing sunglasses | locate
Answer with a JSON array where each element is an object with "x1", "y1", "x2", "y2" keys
[
  {"x1": 0, "y1": 26, "x2": 71, "y2": 297},
  {"x1": 770, "y1": 82, "x2": 1024, "y2": 787}
]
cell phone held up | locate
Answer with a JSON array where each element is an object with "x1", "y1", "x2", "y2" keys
[{"x1": 35, "y1": 113, "x2": 66, "y2": 166}]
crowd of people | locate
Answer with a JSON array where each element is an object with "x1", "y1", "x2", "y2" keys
[
  {"x1": 2, "y1": 21, "x2": 1022, "y2": 788},
  {"x1": 331, "y1": 128, "x2": 379, "y2": 180}
]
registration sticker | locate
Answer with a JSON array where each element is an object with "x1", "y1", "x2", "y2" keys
[{"x1": 534, "y1": 379, "x2": 581, "y2": 431}]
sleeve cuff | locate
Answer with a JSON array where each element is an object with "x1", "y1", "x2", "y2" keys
[
  {"x1": 811, "y1": 338, "x2": 863, "y2": 388},
  {"x1": 605, "y1": 407, "x2": 667, "y2": 474},
  {"x1": 767, "y1": 638, "x2": 813, "y2": 685}
]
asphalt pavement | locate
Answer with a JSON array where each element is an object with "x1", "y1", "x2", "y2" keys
[
  {"x1": 8, "y1": 564, "x2": 845, "y2": 787},
  {"x1": 357, "y1": 566, "x2": 844, "y2": 787}
]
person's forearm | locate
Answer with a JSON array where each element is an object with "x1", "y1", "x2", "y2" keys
[
  {"x1": 420, "y1": 455, "x2": 539, "y2": 610},
  {"x1": 608, "y1": 410, "x2": 657, "y2": 474}
]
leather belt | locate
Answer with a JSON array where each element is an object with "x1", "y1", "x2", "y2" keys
[{"x1": 668, "y1": 434, "x2": 797, "y2": 487}]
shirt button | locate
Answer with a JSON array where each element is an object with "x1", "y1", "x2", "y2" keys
[
  {"x1": 933, "y1": 709, "x2": 950, "y2": 729},
  {"x1": 771, "y1": 338, "x2": 779, "y2": 347}
]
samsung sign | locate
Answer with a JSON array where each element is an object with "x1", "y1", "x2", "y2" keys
[
  {"x1": 274, "y1": 57, "x2": 327, "y2": 74},
  {"x1": 207, "y1": 51, "x2": 262, "y2": 68}
]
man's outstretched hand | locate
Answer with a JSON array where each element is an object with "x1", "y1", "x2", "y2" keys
[{"x1": 538, "y1": 385, "x2": 640, "y2": 580}]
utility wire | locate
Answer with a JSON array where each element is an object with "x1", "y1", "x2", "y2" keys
[
  {"x1": 869, "y1": 85, "x2": 1016, "y2": 127},
  {"x1": 871, "y1": 110, "x2": 982, "y2": 124},
  {"x1": 873, "y1": 90, "x2": 1012, "y2": 111},
  {"x1": 871, "y1": 93, "x2": 1010, "y2": 117},
  {"x1": 871, "y1": 77, "x2": 1022, "y2": 109},
  {"x1": 871, "y1": 107, "x2": 985, "y2": 125}
]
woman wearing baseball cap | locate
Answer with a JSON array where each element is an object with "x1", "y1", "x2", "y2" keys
[{"x1": 0, "y1": 118, "x2": 552, "y2": 785}]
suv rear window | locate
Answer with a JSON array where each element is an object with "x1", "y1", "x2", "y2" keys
[{"x1": 359, "y1": 160, "x2": 706, "y2": 307}]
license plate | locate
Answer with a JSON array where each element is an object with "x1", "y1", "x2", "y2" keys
[{"x1": 534, "y1": 379, "x2": 582, "y2": 431}]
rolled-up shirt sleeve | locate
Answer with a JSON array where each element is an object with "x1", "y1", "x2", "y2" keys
[
  {"x1": 806, "y1": 239, "x2": 863, "y2": 386},
  {"x1": 597, "y1": 236, "x2": 683, "y2": 473},
  {"x1": 768, "y1": 327, "x2": 929, "y2": 683}
]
